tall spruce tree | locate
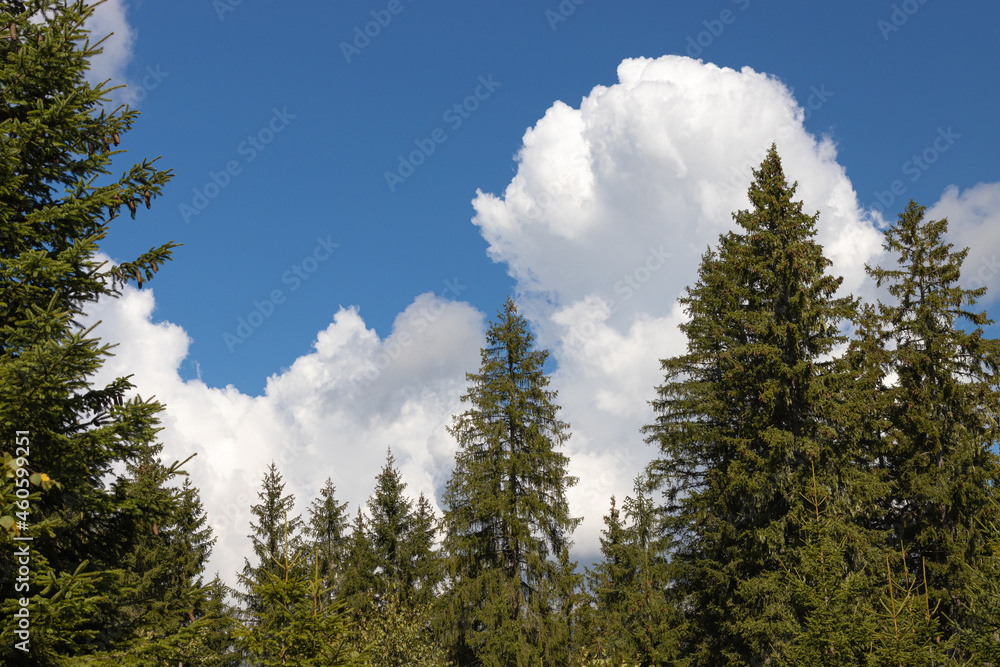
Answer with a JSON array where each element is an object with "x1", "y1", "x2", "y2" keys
[
  {"x1": 406, "y1": 491, "x2": 442, "y2": 607},
  {"x1": 440, "y1": 296, "x2": 580, "y2": 667},
  {"x1": 339, "y1": 508, "x2": 378, "y2": 619},
  {"x1": 368, "y1": 449, "x2": 416, "y2": 602},
  {"x1": 0, "y1": 1, "x2": 198, "y2": 663},
  {"x1": 643, "y1": 145, "x2": 885, "y2": 665},
  {"x1": 865, "y1": 200, "x2": 1000, "y2": 661}
]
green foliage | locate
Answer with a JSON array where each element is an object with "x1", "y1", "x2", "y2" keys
[
  {"x1": 349, "y1": 591, "x2": 452, "y2": 667},
  {"x1": 643, "y1": 145, "x2": 887, "y2": 665},
  {"x1": 587, "y1": 478, "x2": 681, "y2": 666},
  {"x1": 0, "y1": 0, "x2": 238, "y2": 663},
  {"x1": 237, "y1": 514, "x2": 353, "y2": 666},
  {"x1": 440, "y1": 297, "x2": 581, "y2": 666},
  {"x1": 780, "y1": 462, "x2": 876, "y2": 666},
  {"x1": 865, "y1": 200, "x2": 1000, "y2": 661},
  {"x1": 306, "y1": 477, "x2": 351, "y2": 604},
  {"x1": 339, "y1": 451, "x2": 441, "y2": 619},
  {"x1": 239, "y1": 462, "x2": 305, "y2": 622}
]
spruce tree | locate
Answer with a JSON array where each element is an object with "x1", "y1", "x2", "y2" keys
[
  {"x1": 339, "y1": 452, "x2": 440, "y2": 618},
  {"x1": 865, "y1": 200, "x2": 1000, "y2": 661},
  {"x1": 237, "y1": 514, "x2": 353, "y2": 667},
  {"x1": 779, "y1": 462, "x2": 876, "y2": 667},
  {"x1": 239, "y1": 463, "x2": 305, "y2": 623},
  {"x1": 406, "y1": 491, "x2": 442, "y2": 607},
  {"x1": 587, "y1": 478, "x2": 678, "y2": 666},
  {"x1": 368, "y1": 449, "x2": 416, "y2": 602},
  {"x1": 305, "y1": 477, "x2": 350, "y2": 604},
  {"x1": 643, "y1": 145, "x2": 885, "y2": 665},
  {"x1": 0, "y1": 1, "x2": 193, "y2": 662},
  {"x1": 440, "y1": 296, "x2": 580, "y2": 666}
]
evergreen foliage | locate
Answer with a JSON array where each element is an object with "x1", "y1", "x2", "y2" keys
[
  {"x1": 0, "y1": 0, "x2": 230, "y2": 663},
  {"x1": 339, "y1": 451, "x2": 441, "y2": 620},
  {"x1": 643, "y1": 145, "x2": 887, "y2": 665},
  {"x1": 865, "y1": 200, "x2": 1000, "y2": 661},
  {"x1": 349, "y1": 591, "x2": 452, "y2": 667},
  {"x1": 587, "y1": 478, "x2": 679, "y2": 666},
  {"x1": 239, "y1": 462, "x2": 305, "y2": 622},
  {"x1": 440, "y1": 297, "x2": 581, "y2": 666},
  {"x1": 306, "y1": 477, "x2": 350, "y2": 604},
  {"x1": 237, "y1": 514, "x2": 353, "y2": 666}
]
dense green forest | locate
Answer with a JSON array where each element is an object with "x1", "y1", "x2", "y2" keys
[{"x1": 2, "y1": 2, "x2": 999, "y2": 665}]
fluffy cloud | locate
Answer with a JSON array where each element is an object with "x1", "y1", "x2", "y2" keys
[
  {"x1": 472, "y1": 55, "x2": 888, "y2": 555},
  {"x1": 81, "y1": 55, "x2": 1000, "y2": 586},
  {"x1": 81, "y1": 0, "x2": 136, "y2": 101},
  {"x1": 85, "y1": 281, "x2": 484, "y2": 585},
  {"x1": 927, "y1": 182, "x2": 1000, "y2": 298}
]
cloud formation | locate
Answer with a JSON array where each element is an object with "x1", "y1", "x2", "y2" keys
[
  {"x1": 82, "y1": 0, "x2": 136, "y2": 102},
  {"x1": 82, "y1": 55, "x2": 999, "y2": 586}
]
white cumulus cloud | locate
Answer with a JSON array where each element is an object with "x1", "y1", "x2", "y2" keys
[{"x1": 80, "y1": 55, "x2": 1000, "y2": 585}]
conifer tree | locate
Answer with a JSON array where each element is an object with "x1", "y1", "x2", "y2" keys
[
  {"x1": 779, "y1": 463, "x2": 875, "y2": 667},
  {"x1": 368, "y1": 449, "x2": 416, "y2": 602},
  {"x1": 587, "y1": 479, "x2": 678, "y2": 666},
  {"x1": 440, "y1": 296, "x2": 580, "y2": 666},
  {"x1": 305, "y1": 477, "x2": 350, "y2": 603},
  {"x1": 0, "y1": 1, "x2": 190, "y2": 661},
  {"x1": 340, "y1": 508, "x2": 378, "y2": 619},
  {"x1": 643, "y1": 145, "x2": 885, "y2": 665},
  {"x1": 865, "y1": 200, "x2": 1000, "y2": 660},
  {"x1": 340, "y1": 452, "x2": 440, "y2": 618},
  {"x1": 239, "y1": 463, "x2": 305, "y2": 622},
  {"x1": 237, "y1": 514, "x2": 353, "y2": 666},
  {"x1": 406, "y1": 491, "x2": 442, "y2": 607}
]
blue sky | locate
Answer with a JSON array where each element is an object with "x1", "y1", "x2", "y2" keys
[{"x1": 85, "y1": 0, "x2": 1000, "y2": 582}]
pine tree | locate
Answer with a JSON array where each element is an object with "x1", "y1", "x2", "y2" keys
[
  {"x1": 0, "y1": 1, "x2": 184, "y2": 660},
  {"x1": 643, "y1": 145, "x2": 885, "y2": 665},
  {"x1": 440, "y1": 296, "x2": 580, "y2": 666},
  {"x1": 405, "y1": 491, "x2": 442, "y2": 607},
  {"x1": 368, "y1": 449, "x2": 416, "y2": 603},
  {"x1": 865, "y1": 199, "x2": 1000, "y2": 661},
  {"x1": 305, "y1": 477, "x2": 350, "y2": 604},
  {"x1": 779, "y1": 462, "x2": 875, "y2": 667}
]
